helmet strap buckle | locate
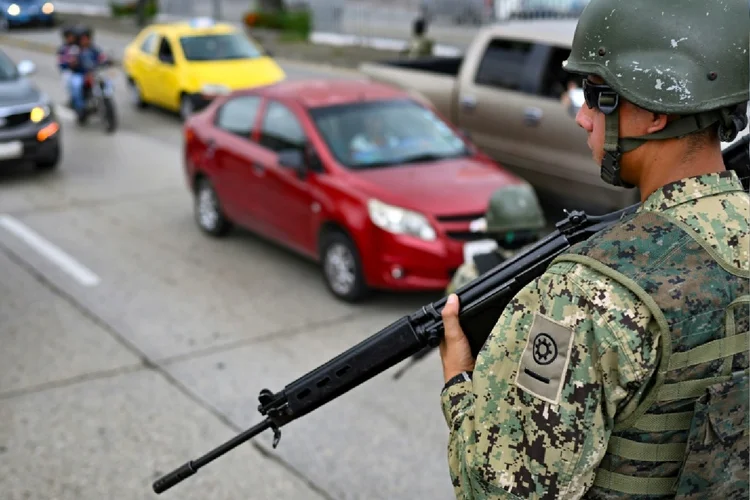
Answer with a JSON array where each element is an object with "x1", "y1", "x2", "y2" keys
[{"x1": 601, "y1": 106, "x2": 636, "y2": 189}]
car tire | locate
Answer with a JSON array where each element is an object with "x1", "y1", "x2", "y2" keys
[
  {"x1": 128, "y1": 78, "x2": 147, "y2": 109},
  {"x1": 320, "y1": 230, "x2": 369, "y2": 303},
  {"x1": 194, "y1": 176, "x2": 231, "y2": 237},
  {"x1": 35, "y1": 143, "x2": 61, "y2": 171}
]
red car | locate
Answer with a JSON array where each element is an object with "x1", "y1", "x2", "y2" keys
[{"x1": 183, "y1": 78, "x2": 528, "y2": 302}]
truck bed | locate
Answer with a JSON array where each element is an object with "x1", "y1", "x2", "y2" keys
[{"x1": 358, "y1": 56, "x2": 464, "y2": 122}]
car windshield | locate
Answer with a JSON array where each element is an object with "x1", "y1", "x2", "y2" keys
[
  {"x1": 179, "y1": 33, "x2": 263, "y2": 61},
  {"x1": 0, "y1": 51, "x2": 19, "y2": 82},
  {"x1": 309, "y1": 99, "x2": 470, "y2": 169}
]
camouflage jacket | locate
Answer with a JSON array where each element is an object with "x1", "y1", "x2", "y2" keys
[{"x1": 440, "y1": 171, "x2": 749, "y2": 499}]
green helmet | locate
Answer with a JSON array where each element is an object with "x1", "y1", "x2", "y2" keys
[
  {"x1": 563, "y1": 0, "x2": 749, "y2": 187},
  {"x1": 476, "y1": 183, "x2": 546, "y2": 247}
]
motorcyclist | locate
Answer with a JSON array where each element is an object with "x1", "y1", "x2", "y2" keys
[
  {"x1": 57, "y1": 25, "x2": 77, "y2": 107},
  {"x1": 67, "y1": 25, "x2": 108, "y2": 121}
]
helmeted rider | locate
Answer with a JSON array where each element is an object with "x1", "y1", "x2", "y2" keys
[
  {"x1": 446, "y1": 182, "x2": 547, "y2": 295},
  {"x1": 67, "y1": 25, "x2": 108, "y2": 120}
]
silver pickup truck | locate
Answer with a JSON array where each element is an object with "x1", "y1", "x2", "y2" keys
[{"x1": 359, "y1": 19, "x2": 639, "y2": 212}]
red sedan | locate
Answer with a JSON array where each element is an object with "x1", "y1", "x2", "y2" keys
[{"x1": 183, "y1": 78, "x2": 528, "y2": 302}]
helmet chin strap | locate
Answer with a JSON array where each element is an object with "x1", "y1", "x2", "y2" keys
[{"x1": 599, "y1": 105, "x2": 742, "y2": 188}]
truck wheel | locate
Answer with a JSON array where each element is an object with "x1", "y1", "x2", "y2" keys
[
  {"x1": 194, "y1": 176, "x2": 232, "y2": 237},
  {"x1": 320, "y1": 231, "x2": 369, "y2": 302}
]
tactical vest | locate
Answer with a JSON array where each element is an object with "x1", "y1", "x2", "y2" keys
[{"x1": 552, "y1": 210, "x2": 749, "y2": 499}]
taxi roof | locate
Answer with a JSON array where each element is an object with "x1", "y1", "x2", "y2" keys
[{"x1": 249, "y1": 79, "x2": 414, "y2": 109}]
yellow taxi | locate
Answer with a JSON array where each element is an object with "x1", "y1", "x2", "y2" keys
[{"x1": 122, "y1": 18, "x2": 286, "y2": 120}]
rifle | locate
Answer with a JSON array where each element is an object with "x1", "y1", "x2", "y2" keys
[
  {"x1": 391, "y1": 136, "x2": 750, "y2": 381},
  {"x1": 152, "y1": 140, "x2": 749, "y2": 494}
]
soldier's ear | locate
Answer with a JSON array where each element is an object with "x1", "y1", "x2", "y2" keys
[{"x1": 646, "y1": 112, "x2": 670, "y2": 134}]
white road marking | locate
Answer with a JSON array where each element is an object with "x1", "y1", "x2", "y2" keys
[
  {"x1": 0, "y1": 215, "x2": 100, "y2": 286},
  {"x1": 54, "y1": 105, "x2": 76, "y2": 122}
]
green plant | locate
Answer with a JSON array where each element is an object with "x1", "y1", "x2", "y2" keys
[
  {"x1": 109, "y1": 0, "x2": 158, "y2": 18},
  {"x1": 243, "y1": 8, "x2": 311, "y2": 38}
]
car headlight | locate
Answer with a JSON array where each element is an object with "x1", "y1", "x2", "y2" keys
[
  {"x1": 367, "y1": 199, "x2": 436, "y2": 241},
  {"x1": 30, "y1": 104, "x2": 51, "y2": 123},
  {"x1": 7, "y1": 4, "x2": 20, "y2": 15},
  {"x1": 201, "y1": 84, "x2": 230, "y2": 96},
  {"x1": 42, "y1": 2, "x2": 54, "y2": 14}
]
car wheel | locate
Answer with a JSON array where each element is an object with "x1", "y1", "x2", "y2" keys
[
  {"x1": 128, "y1": 78, "x2": 147, "y2": 109},
  {"x1": 35, "y1": 143, "x2": 61, "y2": 171},
  {"x1": 180, "y1": 94, "x2": 194, "y2": 121},
  {"x1": 320, "y1": 231, "x2": 369, "y2": 302},
  {"x1": 194, "y1": 176, "x2": 231, "y2": 237}
]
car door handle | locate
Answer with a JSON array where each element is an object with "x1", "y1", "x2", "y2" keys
[
  {"x1": 524, "y1": 107, "x2": 543, "y2": 126},
  {"x1": 252, "y1": 163, "x2": 265, "y2": 176},
  {"x1": 460, "y1": 95, "x2": 477, "y2": 111}
]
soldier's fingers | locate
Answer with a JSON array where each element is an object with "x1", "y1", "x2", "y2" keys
[{"x1": 441, "y1": 294, "x2": 464, "y2": 341}]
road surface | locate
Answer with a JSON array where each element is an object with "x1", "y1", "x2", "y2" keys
[{"x1": 0, "y1": 41, "x2": 454, "y2": 500}]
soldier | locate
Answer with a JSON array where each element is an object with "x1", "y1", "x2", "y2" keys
[
  {"x1": 438, "y1": 0, "x2": 749, "y2": 498},
  {"x1": 446, "y1": 183, "x2": 547, "y2": 295},
  {"x1": 403, "y1": 17, "x2": 434, "y2": 59}
]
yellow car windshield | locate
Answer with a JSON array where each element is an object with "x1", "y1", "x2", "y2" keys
[{"x1": 178, "y1": 33, "x2": 264, "y2": 61}]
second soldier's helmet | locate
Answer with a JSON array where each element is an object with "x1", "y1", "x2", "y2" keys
[{"x1": 474, "y1": 183, "x2": 547, "y2": 249}]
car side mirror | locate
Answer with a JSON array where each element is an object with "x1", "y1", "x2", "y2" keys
[
  {"x1": 17, "y1": 60, "x2": 36, "y2": 76},
  {"x1": 278, "y1": 149, "x2": 306, "y2": 178},
  {"x1": 566, "y1": 88, "x2": 585, "y2": 118}
]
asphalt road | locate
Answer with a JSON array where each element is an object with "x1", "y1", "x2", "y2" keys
[{"x1": 0, "y1": 42, "x2": 455, "y2": 500}]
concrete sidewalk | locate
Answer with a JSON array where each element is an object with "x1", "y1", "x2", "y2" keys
[{"x1": 2, "y1": 10, "x2": 452, "y2": 70}]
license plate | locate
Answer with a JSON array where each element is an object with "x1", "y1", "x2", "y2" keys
[
  {"x1": 463, "y1": 239, "x2": 498, "y2": 262},
  {"x1": 0, "y1": 141, "x2": 23, "y2": 160}
]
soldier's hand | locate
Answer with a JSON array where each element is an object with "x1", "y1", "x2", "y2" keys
[{"x1": 440, "y1": 294, "x2": 476, "y2": 383}]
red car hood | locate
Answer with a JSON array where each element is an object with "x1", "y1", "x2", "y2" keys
[{"x1": 352, "y1": 157, "x2": 523, "y2": 217}]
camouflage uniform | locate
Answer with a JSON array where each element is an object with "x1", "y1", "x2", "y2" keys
[
  {"x1": 441, "y1": 172, "x2": 749, "y2": 500},
  {"x1": 440, "y1": 0, "x2": 749, "y2": 498}
]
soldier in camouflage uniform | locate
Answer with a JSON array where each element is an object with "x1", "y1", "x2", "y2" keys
[
  {"x1": 437, "y1": 0, "x2": 749, "y2": 498},
  {"x1": 446, "y1": 183, "x2": 547, "y2": 295}
]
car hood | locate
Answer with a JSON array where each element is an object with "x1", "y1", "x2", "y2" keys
[
  {"x1": 352, "y1": 157, "x2": 524, "y2": 217},
  {"x1": 0, "y1": 78, "x2": 42, "y2": 108},
  {"x1": 186, "y1": 57, "x2": 286, "y2": 90}
]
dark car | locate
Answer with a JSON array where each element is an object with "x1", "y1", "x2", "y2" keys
[
  {"x1": 0, "y1": 0, "x2": 56, "y2": 30},
  {"x1": 0, "y1": 49, "x2": 62, "y2": 171}
]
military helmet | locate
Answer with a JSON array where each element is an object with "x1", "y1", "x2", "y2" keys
[
  {"x1": 563, "y1": 0, "x2": 749, "y2": 187},
  {"x1": 474, "y1": 183, "x2": 546, "y2": 248}
]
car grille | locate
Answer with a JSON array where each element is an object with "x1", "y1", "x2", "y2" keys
[
  {"x1": 0, "y1": 111, "x2": 32, "y2": 129},
  {"x1": 435, "y1": 212, "x2": 486, "y2": 241}
]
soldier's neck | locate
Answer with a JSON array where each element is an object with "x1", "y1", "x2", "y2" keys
[{"x1": 638, "y1": 144, "x2": 726, "y2": 203}]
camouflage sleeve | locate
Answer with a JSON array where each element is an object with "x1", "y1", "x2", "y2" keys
[
  {"x1": 440, "y1": 260, "x2": 660, "y2": 499},
  {"x1": 446, "y1": 261, "x2": 480, "y2": 296}
]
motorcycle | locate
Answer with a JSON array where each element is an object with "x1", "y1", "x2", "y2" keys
[{"x1": 77, "y1": 60, "x2": 117, "y2": 133}]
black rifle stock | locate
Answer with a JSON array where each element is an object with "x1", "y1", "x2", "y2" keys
[{"x1": 153, "y1": 139, "x2": 748, "y2": 495}]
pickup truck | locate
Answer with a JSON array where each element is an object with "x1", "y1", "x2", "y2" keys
[{"x1": 359, "y1": 19, "x2": 640, "y2": 212}]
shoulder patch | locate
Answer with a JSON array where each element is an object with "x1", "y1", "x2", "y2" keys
[{"x1": 514, "y1": 313, "x2": 575, "y2": 405}]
